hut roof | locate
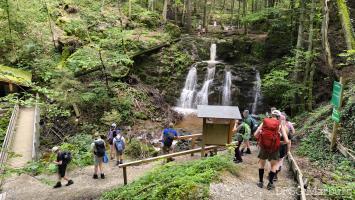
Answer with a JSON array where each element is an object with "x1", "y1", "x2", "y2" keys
[
  {"x1": 0, "y1": 65, "x2": 32, "y2": 87},
  {"x1": 197, "y1": 105, "x2": 242, "y2": 119}
]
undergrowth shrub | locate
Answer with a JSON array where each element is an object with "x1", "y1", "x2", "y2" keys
[
  {"x1": 124, "y1": 138, "x2": 158, "y2": 159},
  {"x1": 101, "y1": 155, "x2": 238, "y2": 200}
]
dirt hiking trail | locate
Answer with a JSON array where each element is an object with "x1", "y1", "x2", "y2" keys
[{"x1": 210, "y1": 146, "x2": 298, "y2": 200}]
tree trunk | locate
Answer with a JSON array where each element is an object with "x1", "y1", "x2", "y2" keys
[
  {"x1": 291, "y1": 0, "x2": 306, "y2": 115},
  {"x1": 182, "y1": 0, "x2": 186, "y2": 25},
  {"x1": 237, "y1": 0, "x2": 241, "y2": 28},
  {"x1": 304, "y1": 0, "x2": 315, "y2": 111},
  {"x1": 243, "y1": 0, "x2": 247, "y2": 34},
  {"x1": 174, "y1": 3, "x2": 179, "y2": 25},
  {"x1": 5, "y1": 0, "x2": 12, "y2": 41},
  {"x1": 162, "y1": 0, "x2": 169, "y2": 22},
  {"x1": 321, "y1": 0, "x2": 333, "y2": 68},
  {"x1": 43, "y1": 0, "x2": 56, "y2": 49},
  {"x1": 230, "y1": 0, "x2": 235, "y2": 25},
  {"x1": 203, "y1": 0, "x2": 208, "y2": 29},
  {"x1": 336, "y1": 0, "x2": 355, "y2": 50},
  {"x1": 222, "y1": 0, "x2": 226, "y2": 13},
  {"x1": 185, "y1": 0, "x2": 192, "y2": 33}
]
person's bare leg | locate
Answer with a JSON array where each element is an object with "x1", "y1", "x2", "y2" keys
[
  {"x1": 110, "y1": 145, "x2": 114, "y2": 159},
  {"x1": 94, "y1": 164, "x2": 98, "y2": 174},
  {"x1": 63, "y1": 176, "x2": 69, "y2": 181},
  {"x1": 99, "y1": 162, "x2": 103, "y2": 174}
]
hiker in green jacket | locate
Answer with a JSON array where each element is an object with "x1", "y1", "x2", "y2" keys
[{"x1": 232, "y1": 120, "x2": 251, "y2": 163}]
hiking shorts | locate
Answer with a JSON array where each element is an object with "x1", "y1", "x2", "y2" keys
[
  {"x1": 279, "y1": 144, "x2": 288, "y2": 159},
  {"x1": 94, "y1": 155, "x2": 103, "y2": 166},
  {"x1": 58, "y1": 164, "x2": 67, "y2": 178},
  {"x1": 162, "y1": 145, "x2": 172, "y2": 154},
  {"x1": 258, "y1": 147, "x2": 280, "y2": 161},
  {"x1": 116, "y1": 150, "x2": 123, "y2": 156}
]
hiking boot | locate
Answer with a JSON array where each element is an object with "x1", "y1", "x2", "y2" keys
[
  {"x1": 66, "y1": 180, "x2": 74, "y2": 186},
  {"x1": 93, "y1": 174, "x2": 98, "y2": 179},
  {"x1": 233, "y1": 159, "x2": 242, "y2": 163},
  {"x1": 120, "y1": 160, "x2": 124, "y2": 164},
  {"x1": 53, "y1": 182, "x2": 62, "y2": 189},
  {"x1": 257, "y1": 182, "x2": 263, "y2": 188},
  {"x1": 273, "y1": 174, "x2": 278, "y2": 182},
  {"x1": 267, "y1": 183, "x2": 275, "y2": 190},
  {"x1": 101, "y1": 173, "x2": 105, "y2": 179},
  {"x1": 116, "y1": 161, "x2": 120, "y2": 166},
  {"x1": 246, "y1": 148, "x2": 251, "y2": 154}
]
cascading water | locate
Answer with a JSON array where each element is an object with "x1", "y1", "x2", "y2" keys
[
  {"x1": 195, "y1": 66, "x2": 215, "y2": 105},
  {"x1": 251, "y1": 69, "x2": 261, "y2": 114},
  {"x1": 209, "y1": 44, "x2": 217, "y2": 63},
  {"x1": 222, "y1": 70, "x2": 232, "y2": 106},
  {"x1": 178, "y1": 65, "x2": 197, "y2": 108},
  {"x1": 195, "y1": 44, "x2": 217, "y2": 105}
]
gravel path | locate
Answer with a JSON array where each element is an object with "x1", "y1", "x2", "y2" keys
[
  {"x1": 2, "y1": 154, "x2": 203, "y2": 200},
  {"x1": 210, "y1": 146, "x2": 298, "y2": 200}
]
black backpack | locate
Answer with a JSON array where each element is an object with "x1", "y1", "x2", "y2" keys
[
  {"x1": 62, "y1": 152, "x2": 72, "y2": 165},
  {"x1": 94, "y1": 140, "x2": 106, "y2": 157}
]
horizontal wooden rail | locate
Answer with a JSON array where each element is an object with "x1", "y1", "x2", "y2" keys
[
  {"x1": 322, "y1": 126, "x2": 355, "y2": 162},
  {"x1": 175, "y1": 134, "x2": 202, "y2": 140},
  {"x1": 287, "y1": 152, "x2": 307, "y2": 200},
  {"x1": 119, "y1": 145, "x2": 218, "y2": 185}
]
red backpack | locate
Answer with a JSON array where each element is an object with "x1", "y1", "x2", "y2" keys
[{"x1": 259, "y1": 118, "x2": 281, "y2": 153}]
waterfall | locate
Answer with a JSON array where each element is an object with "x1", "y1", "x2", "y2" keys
[
  {"x1": 178, "y1": 66, "x2": 197, "y2": 108},
  {"x1": 222, "y1": 70, "x2": 232, "y2": 106},
  {"x1": 251, "y1": 70, "x2": 261, "y2": 114},
  {"x1": 210, "y1": 43, "x2": 217, "y2": 62},
  {"x1": 196, "y1": 66, "x2": 215, "y2": 105}
]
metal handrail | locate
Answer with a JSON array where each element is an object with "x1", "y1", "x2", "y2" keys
[
  {"x1": 32, "y1": 94, "x2": 40, "y2": 160},
  {"x1": 0, "y1": 104, "x2": 19, "y2": 171}
]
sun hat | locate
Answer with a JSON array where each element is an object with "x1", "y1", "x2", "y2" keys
[
  {"x1": 52, "y1": 146, "x2": 59, "y2": 153},
  {"x1": 271, "y1": 110, "x2": 282, "y2": 117}
]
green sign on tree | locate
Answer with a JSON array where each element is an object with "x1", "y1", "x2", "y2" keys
[{"x1": 331, "y1": 81, "x2": 343, "y2": 108}]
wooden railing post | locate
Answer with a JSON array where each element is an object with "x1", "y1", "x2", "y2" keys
[
  {"x1": 190, "y1": 138, "x2": 195, "y2": 156},
  {"x1": 123, "y1": 166, "x2": 127, "y2": 185}
]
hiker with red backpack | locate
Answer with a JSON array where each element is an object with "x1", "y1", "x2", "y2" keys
[
  {"x1": 113, "y1": 131, "x2": 126, "y2": 165},
  {"x1": 52, "y1": 146, "x2": 73, "y2": 188},
  {"x1": 91, "y1": 132, "x2": 106, "y2": 179},
  {"x1": 160, "y1": 122, "x2": 178, "y2": 162},
  {"x1": 254, "y1": 110, "x2": 289, "y2": 190}
]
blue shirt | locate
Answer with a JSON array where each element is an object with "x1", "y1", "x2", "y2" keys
[{"x1": 163, "y1": 128, "x2": 178, "y2": 138}]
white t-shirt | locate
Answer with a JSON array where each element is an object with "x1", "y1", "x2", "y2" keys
[{"x1": 113, "y1": 134, "x2": 125, "y2": 144}]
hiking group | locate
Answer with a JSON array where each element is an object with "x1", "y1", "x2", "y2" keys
[
  {"x1": 51, "y1": 123, "x2": 126, "y2": 188},
  {"x1": 233, "y1": 107, "x2": 295, "y2": 190},
  {"x1": 50, "y1": 107, "x2": 294, "y2": 191},
  {"x1": 50, "y1": 122, "x2": 179, "y2": 189}
]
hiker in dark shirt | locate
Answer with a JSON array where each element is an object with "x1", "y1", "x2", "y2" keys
[{"x1": 52, "y1": 146, "x2": 73, "y2": 188}]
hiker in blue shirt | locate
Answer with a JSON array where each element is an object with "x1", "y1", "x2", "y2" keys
[{"x1": 160, "y1": 122, "x2": 178, "y2": 161}]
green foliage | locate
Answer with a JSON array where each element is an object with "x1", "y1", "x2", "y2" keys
[
  {"x1": 324, "y1": 160, "x2": 355, "y2": 200},
  {"x1": 101, "y1": 109, "x2": 122, "y2": 126},
  {"x1": 164, "y1": 23, "x2": 181, "y2": 38},
  {"x1": 22, "y1": 133, "x2": 94, "y2": 176},
  {"x1": 66, "y1": 46, "x2": 100, "y2": 72},
  {"x1": 101, "y1": 155, "x2": 238, "y2": 200},
  {"x1": 0, "y1": 106, "x2": 12, "y2": 144},
  {"x1": 338, "y1": 50, "x2": 355, "y2": 67},
  {"x1": 61, "y1": 19, "x2": 89, "y2": 40},
  {"x1": 122, "y1": 3, "x2": 160, "y2": 28},
  {"x1": 124, "y1": 138, "x2": 158, "y2": 159},
  {"x1": 338, "y1": 83, "x2": 355, "y2": 150}
]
